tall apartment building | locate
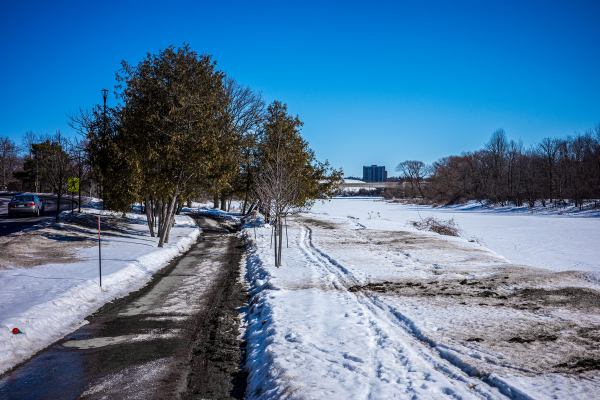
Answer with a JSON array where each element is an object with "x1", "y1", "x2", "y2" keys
[{"x1": 363, "y1": 165, "x2": 387, "y2": 182}]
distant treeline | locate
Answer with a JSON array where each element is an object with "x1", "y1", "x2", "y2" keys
[{"x1": 397, "y1": 125, "x2": 600, "y2": 208}]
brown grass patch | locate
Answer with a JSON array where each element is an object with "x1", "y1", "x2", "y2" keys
[{"x1": 410, "y1": 216, "x2": 463, "y2": 236}]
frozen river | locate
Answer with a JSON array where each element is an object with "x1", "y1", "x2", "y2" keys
[{"x1": 310, "y1": 197, "x2": 600, "y2": 274}]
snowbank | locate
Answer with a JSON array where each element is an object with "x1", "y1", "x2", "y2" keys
[
  {"x1": 0, "y1": 209, "x2": 200, "y2": 374},
  {"x1": 241, "y1": 216, "x2": 510, "y2": 399},
  {"x1": 241, "y1": 199, "x2": 600, "y2": 399}
]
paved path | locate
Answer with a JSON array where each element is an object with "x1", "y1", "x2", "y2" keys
[{"x1": 0, "y1": 214, "x2": 246, "y2": 400}]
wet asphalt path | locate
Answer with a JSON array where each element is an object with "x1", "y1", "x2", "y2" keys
[
  {"x1": 0, "y1": 193, "x2": 78, "y2": 237},
  {"x1": 0, "y1": 215, "x2": 245, "y2": 399}
]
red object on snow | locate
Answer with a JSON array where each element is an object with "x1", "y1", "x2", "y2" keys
[{"x1": 12, "y1": 328, "x2": 21, "y2": 334}]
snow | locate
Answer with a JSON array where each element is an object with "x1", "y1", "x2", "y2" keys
[
  {"x1": 343, "y1": 179, "x2": 366, "y2": 183},
  {"x1": 241, "y1": 198, "x2": 600, "y2": 399},
  {"x1": 0, "y1": 207, "x2": 200, "y2": 375},
  {"x1": 312, "y1": 198, "x2": 600, "y2": 273}
]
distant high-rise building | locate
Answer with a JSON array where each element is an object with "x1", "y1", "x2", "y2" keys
[{"x1": 363, "y1": 165, "x2": 387, "y2": 182}]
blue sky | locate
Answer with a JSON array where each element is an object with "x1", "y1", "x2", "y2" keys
[{"x1": 1, "y1": 0, "x2": 598, "y2": 177}]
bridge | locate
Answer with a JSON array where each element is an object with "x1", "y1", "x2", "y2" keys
[{"x1": 338, "y1": 182, "x2": 405, "y2": 189}]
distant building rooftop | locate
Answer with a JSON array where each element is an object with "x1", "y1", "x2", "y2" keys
[{"x1": 363, "y1": 165, "x2": 387, "y2": 182}]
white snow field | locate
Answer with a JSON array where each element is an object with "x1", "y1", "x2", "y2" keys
[
  {"x1": 312, "y1": 198, "x2": 600, "y2": 273},
  {"x1": 0, "y1": 208, "x2": 199, "y2": 374},
  {"x1": 242, "y1": 198, "x2": 600, "y2": 399}
]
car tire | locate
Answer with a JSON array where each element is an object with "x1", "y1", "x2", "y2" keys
[
  {"x1": 41, "y1": 207, "x2": 45, "y2": 216},
  {"x1": 35, "y1": 208, "x2": 40, "y2": 217}
]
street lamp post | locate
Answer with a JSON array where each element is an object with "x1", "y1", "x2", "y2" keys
[
  {"x1": 102, "y1": 89, "x2": 108, "y2": 114},
  {"x1": 101, "y1": 89, "x2": 108, "y2": 210}
]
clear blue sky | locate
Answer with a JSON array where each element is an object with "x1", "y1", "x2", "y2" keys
[{"x1": 1, "y1": 0, "x2": 598, "y2": 177}]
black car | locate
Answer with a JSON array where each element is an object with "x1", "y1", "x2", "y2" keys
[{"x1": 8, "y1": 194, "x2": 45, "y2": 218}]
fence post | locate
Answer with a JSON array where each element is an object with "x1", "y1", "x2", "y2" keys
[{"x1": 98, "y1": 215, "x2": 102, "y2": 288}]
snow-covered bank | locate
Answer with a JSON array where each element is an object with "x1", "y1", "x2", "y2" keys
[
  {"x1": 0, "y1": 208, "x2": 200, "y2": 374},
  {"x1": 312, "y1": 197, "x2": 600, "y2": 273},
  {"x1": 242, "y1": 199, "x2": 600, "y2": 399}
]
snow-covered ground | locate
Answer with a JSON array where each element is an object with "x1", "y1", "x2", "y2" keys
[
  {"x1": 0, "y1": 207, "x2": 200, "y2": 374},
  {"x1": 313, "y1": 198, "x2": 600, "y2": 273},
  {"x1": 241, "y1": 198, "x2": 600, "y2": 399}
]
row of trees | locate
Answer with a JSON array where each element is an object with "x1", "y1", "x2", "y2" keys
[
  {"x1": 66, "y1": 45, "x2": 342, "y2": 249},
  {"x1": 396, "y1": 126, "x2": 600, "y2": 208},
  {"x1": 1, "y1": 45, "x2": 342, "y2": 256},
  {"x1": 1, "y1": 131, "x2": 89, "y2": 222}
]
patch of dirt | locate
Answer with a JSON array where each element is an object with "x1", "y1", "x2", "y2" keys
[
  {"x1": 298, "y1": 217, "x2": 338, "y2": 230},
  {"x1": 350, "y1": 268, "x2": 600, "y2": 376},
  {"x1": 515, "y1": 287, "x2": 600, "y2": 311},
  {"x1": 0, "y1": 228, "x2": 94, "y2": 269},
  {"x1": 555, "y1": 358, "x2": 600, "y2": 372},
  {"x1": 0, "y1": 212, "x2": 144, "y2": 269}
]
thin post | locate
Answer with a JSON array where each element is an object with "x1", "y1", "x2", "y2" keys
[
  {"x1": 78, "y1": 151, "x2": 81, "y2": 213},
  {"x1": 278, "y1": 217, "x2": 283, "y2": 265},
  {"x1": 98, "y1": 215, "x2": 102, "y2": 287},
  {"x1": 35, "y1": 148, "x2": 38, "y2": 194}
]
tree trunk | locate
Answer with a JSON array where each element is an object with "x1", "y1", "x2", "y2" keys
[
  {"x1": 158, "y1": 195, "x2": 179, "y2": 247},
  {"x1": 55, "y1": 195, "x2": 61, "y2": 223},
  {"x1": 273, "y1": 216, "x2": 278, "y2": 267},
  {"x1": 242, "y1": 164, "x2": 251, "y2": 214},
  {"x1": 157, "y1": 199, "x2": 166, "y2": 239},
  {"x1": 278, "y1": 217, "x2": 283, "y2": 266},
  {"x1": 242, "y1": 193, "x2": 249, "y2": 215},
  {"x1": 213, "y1": 193, "x2": 219, "y2": 209},
  {"x1": 220, "y1": 195, "x2": 226, "y2": 211},
  {"x1": 145, "y1": 196, "x2": 154, "y2": 237}
]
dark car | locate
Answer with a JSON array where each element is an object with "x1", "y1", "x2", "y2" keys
[{"x1": 8, "y1": 195, "x2": 45, "y2": 218}]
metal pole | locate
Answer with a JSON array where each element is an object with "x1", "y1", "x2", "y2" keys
[
  {"x1": 98, "y1": 215, "x2": 102, "y2": 287},
  {"x1": 101, "y1": 89, "x2": 108, "y2": 210},
  {"x1": 35, "y1": 149, "x2": 38, "y2": 193},
  {"x1": 78, "y1": 151, "x2": 81, "y2": 213}
]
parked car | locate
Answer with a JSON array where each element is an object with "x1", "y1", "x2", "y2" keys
[{"x1": 7, "y1": 195, "x2": 45, "y2": 218}]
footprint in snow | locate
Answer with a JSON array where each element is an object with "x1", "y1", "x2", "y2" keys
[{"x1": 343, "y1": 353, "x2": 364, "y2": 363}]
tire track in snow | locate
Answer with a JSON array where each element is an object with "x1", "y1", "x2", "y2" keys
[{"x1": 299, "y1": 223, "x2": 533, "y2": 400}]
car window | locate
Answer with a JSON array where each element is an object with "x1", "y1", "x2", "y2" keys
[{"x1": 11, "y1": 195, "x2": 34, "y2": 201}]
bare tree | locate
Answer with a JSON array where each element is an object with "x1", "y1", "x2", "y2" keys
[
  {"x1": 38, "y1": 131, "x2": 74, "y2": 222},
  {"x1": 396, "y1": 160, "x2": 429, "y2": 198},
  {"x1": 69, "y1": 137, "x2": 91, "y2": 212},
  {"x1": 253, "y1": 130, "x2": 301, "y2": 267},
  {"x1": 213, "y1": 77, "x2": 266, "y2": 211},
  {"x1": 485, "y1": 128, "x2": 509, "y2": 204},
  {"x1": 0, "y1": 136, "x2": 22, "y2": 191}
]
